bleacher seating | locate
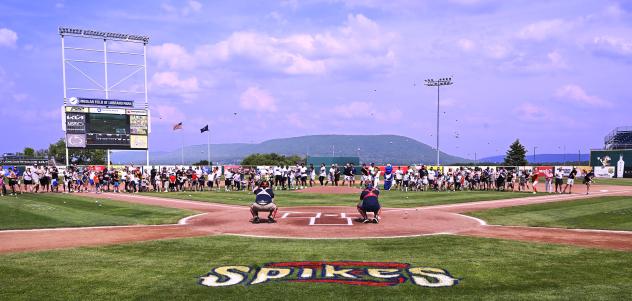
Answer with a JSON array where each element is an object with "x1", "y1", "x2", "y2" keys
[{"x1": 605, "y1": 126, "x2": 632, "y2": 150}]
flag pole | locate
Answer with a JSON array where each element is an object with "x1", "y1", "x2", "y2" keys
[
  {"x1": 207, "y1": 127, "x2": 211, "y2": 167},
  {"x1": 181, "y1": 130, "x2": 184, "y2": 166}
]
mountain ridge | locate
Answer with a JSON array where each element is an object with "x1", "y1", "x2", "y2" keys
[{"x1": 112, "y1": 134, "x2": 471, "y2": 165}]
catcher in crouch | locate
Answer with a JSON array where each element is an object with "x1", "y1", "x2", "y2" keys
[
  {"x1": 250, "y1": 180, "x2": 278, "y2": 223},
  {"x1": 357, "y1": 180, "x2": 381, "y2": 224}
]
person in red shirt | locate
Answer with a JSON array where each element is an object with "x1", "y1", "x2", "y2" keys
[{"x1": 531, "y1": 171, "x2": 539, "y2": 194}]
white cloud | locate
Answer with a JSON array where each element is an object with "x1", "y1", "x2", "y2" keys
[
  {"x1": 333, "y1": 101, "x2": 402, "y2": 122},
  {"x1": 0, "y1": 28, "x2": 18, "y2": 48},
  {"x1": 518, "y1": 19, "x2": 574, "y2": 41},
  {"x1": 457, "y1": 38, "x2": 475, "y2": 52},
  {"x1": 150, "y1": 43, "x2": 196, "y2": 69},
  {"x1": 151, "y1": 71, "x2": 199, "y2": 92},
  {"x1": 151, "y1": 14, "x2": 396, "y2": 75},
  {"x1": 239, "y1": 87, "x2": 278, "y2": 112},
  {"x1": 554, "y1": 84, "x2": 612, "y2": 107},
  {"x1": 161, "y1": 1, "x2": 202, "y2": 16},
  {"x1": 590, "y1": 36, "x2": 632, "y2": 57},
  {"x1": 514, "y1": 103, "x2": 552, "y2": 122}
]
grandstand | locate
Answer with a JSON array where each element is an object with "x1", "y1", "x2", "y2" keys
[{"x1": 604, "y1": 126, "x2": 632, "y2": 150}]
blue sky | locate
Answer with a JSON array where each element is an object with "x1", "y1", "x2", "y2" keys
[{"x1": 1, "y1": 0, "x2": 631, "y2": 159}]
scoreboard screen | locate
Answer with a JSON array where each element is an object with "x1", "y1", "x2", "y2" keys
[{"x1": 64, "y1": 106, "x2": 148, "y2": 150}]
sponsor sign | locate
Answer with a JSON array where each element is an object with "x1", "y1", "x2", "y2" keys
[
  {"x1": 535, "y1": 166, "x2": 553, "y2": 177},
  {"x1": 66, "y1": 134, "x2": 87, "y2": 148},
  {"x1": 594, "y1": 166, "x2": 615, "y2": 178},
  {"x1": 198, "y1": 261, "x2": 459, "y2": 288},
  {"x1": 130, "y1": 135, "x2": 148, "y2": 149},
  {"x1": 69, "y1": 97, "x2": 134, "y2": 107},
  {"x1": 130, "y1": 115, "x2": 148, "y2": 135},
  {"x1": 89, "y1": 107, "x2": 126, "y2": 114},
  {"x1": 65, "y1": 106, "x2": 90, "y2": 113},
  {"x1": 591, "y1": 150, "x2": 632, "y2": 178},
  {"x1": 65, "y1": 113, "x2": 86, "y2": 134},
  {"x1": 126, "y1": 109, "x2": 147, "y2": 115}
]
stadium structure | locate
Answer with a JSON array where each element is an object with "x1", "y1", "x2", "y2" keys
[{"x1": 604, "y1": 126, "x2": 632, "y2": 150}]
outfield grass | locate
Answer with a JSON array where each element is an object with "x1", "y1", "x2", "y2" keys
[
  {"x1": 469, "y1": 196, "x2": 632, "y2": 231},
  {"x1": 593, "y1": 177, "x2": 632, "y2": 186},
  {"x1": 140, "y1": 189, "x2": 536, "y2": 208},
  {"x1": 0, "y1": 235, "x2": 630, "y2": 300},
  {"x1": 0, "y1": 193, "x2": 196, "y2": 230}
]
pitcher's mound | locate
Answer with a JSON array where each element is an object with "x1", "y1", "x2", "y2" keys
[{"x1": 296, "y1": 186, "x2": 361, "y2": 194}]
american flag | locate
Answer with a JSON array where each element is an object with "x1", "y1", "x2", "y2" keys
[{"x1": 173, "y1": 122, "x2": 183, "y2": 131}]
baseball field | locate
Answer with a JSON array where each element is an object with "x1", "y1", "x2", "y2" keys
[{"x1": 1, "y1": 183, "x2": 631, "y2": 300}]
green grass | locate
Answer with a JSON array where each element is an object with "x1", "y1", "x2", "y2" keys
[
  {"x1": 0, "y1": 193, "x2": 196, "y2": 230},
  {"x1": 593, "y1": 177, "x2": 632, "y2": 186},
  {"x1": 469, "y1": 196, "x2": 632, "y2": 231},
  {"x1": 140, "y1": 189, "x2": 536, "y2": 208},
  {"x1": 0, "y1": 235, "x2": 630, "y2": 300}
]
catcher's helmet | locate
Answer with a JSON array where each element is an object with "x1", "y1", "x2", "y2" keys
[{"x1": 260, "y1": 180, "x2": 270, "y2": 188}]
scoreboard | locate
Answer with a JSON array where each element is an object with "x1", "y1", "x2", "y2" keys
[{"x1": 64, "y1": 106, "x2": 149, "y2": 150}]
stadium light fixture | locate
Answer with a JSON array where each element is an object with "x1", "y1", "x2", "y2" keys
[
  {"x1": 59, "y1": 27, "x2": 150, "y2": 43},
  {"x1": 425, "y1": 77, "x2": 454, "y2": 166}
]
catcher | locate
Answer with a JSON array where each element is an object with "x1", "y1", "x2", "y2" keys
[
  {"x1": 250, "y1": 180, "x2": 278, "y2": 223},
  {"x1": 356, "y1": 180, "x2": 381, "y2": 224}
]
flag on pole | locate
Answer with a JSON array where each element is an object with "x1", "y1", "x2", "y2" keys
[
  {"x1": 200, "y1": 125, "x2": 209, "y2": 133},
  {"x1": 173, "y1": 122, "x2": 183, "y2": 131}
]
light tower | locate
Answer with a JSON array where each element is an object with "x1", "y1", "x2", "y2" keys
[{"x1": 424, "y1": 77, "x2": 453, "y2": 166}]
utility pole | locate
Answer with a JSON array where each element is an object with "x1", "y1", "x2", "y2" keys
[{"x1": 424, "y1": 77, "x2": 453, "y2": 166}]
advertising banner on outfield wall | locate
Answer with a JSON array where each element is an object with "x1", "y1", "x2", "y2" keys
[
  {"x1": 590, "y1": 150, "x2": 632, "y2": 178},
  {"x1": 535, "y1": 166, "x2": 553, "y2": 176}
]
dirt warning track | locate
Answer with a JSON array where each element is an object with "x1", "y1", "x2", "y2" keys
[{"x1": 1, "y1": 185, "x2": 631, "y2": 254}]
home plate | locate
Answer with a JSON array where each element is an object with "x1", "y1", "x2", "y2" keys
[
  {"x1": 309, "y1": 213, "x2": 353, "y2": 226},
  {"x1": 600, "y1": 190, "x2": 609, "y2": 192}
]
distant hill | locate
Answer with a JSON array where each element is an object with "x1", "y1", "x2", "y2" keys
[
  {"x1": 479, "y1": 153, "x2": 590, "y2": 164},
  {"x1": 112, "y1": 134, "x2": 470, "y2": 165}
]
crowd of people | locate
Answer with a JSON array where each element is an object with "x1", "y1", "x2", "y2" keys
[{"x1": 0, "y1": 162, "x2": 596, "y2": 196}]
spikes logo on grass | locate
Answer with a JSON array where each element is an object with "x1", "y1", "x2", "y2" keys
[{"x1": 199, "y1": 261, "x2": 459, "y2": 287}]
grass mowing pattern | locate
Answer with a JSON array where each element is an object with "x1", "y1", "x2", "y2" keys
[
  {"x1": 140, "y1": 190, "x2": 536, "y2": 208},
  {"x1": 468, "y1": 196, "x2": 632, "y2": 231},
  {"x1": 0, "y1": 235, "x2": 630, "y2": 300},
  {"x1": 592, "y1": 178, "x2": 632, "y2": 186},
  {"x1": 0, "y1": 193, "x2": 196, "y2": 230}
]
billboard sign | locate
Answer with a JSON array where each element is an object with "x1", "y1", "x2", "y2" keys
[{"x1": 591, "y1": 149, "x2": 632, "y2": 178}]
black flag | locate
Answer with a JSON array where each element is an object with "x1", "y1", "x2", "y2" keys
[{"x1": 200, "y1": 125, "x2": 209, "y2": 133}]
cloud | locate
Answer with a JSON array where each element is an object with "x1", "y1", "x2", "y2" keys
[
  {"x1": 554, "y1": 84, "x2": 612, "y2": 107},
  {"x1": 239, "y1": 87, "x2": 278, "y2": 112},
  {"x1": 514, "y1": 103, "x2": 552, "y2": 122},
  {"x1": 517, "y1": 19, "x2": 574, "y2": 41},
  {"x1": 151, "y1": 71, "x2": 199, "y2": 92},
  {"x1": 333, "y1": 101, "x2": 402, "y2": 122},
  {"x1": 150, "y1": 43, "x2": 196, "y2": 69},
  {"x1": 151, "y1": 14, "x2": 397, "y2": 75},
  {"x1": 0, "y1": 28, "x2": 18, "y2": 48},
  {"x1": 457, "y1": 38, "x2": 475, "y2": 52},
  {"x1": 161, "y1": 1, "x2": 202, "y2": 16},
  {"x1": 589, "y1": 36, "x2": 632, "y2": 59}
]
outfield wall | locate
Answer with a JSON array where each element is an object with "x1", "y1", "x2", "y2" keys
[{"x1": 590, "y1": 149, "x2": 632, "y2": 178}]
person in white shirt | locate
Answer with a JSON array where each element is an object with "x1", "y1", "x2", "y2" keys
[
  {"x1": 319, "y1": 164, "x2": 327, "y2": 186},
  {"x1": 395, "y1": 167, "x2": 403, "y2": 190}
]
